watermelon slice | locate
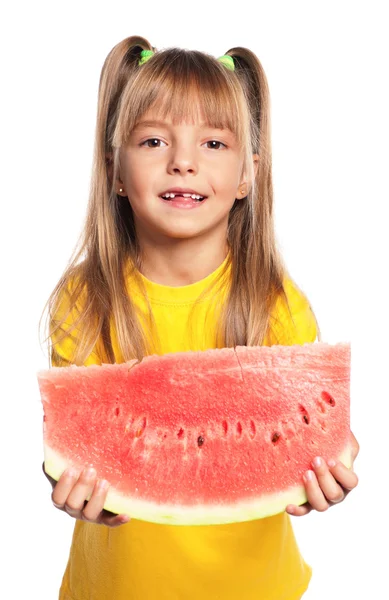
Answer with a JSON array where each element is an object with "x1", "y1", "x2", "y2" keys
[{"x1": 37, "y1": 342, "x2": 352, "y2": 526}]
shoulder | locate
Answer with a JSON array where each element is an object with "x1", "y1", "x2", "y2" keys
[
  {"x1": 266, "y1": 277, "x2": 319, "y2": 346},
  {"x1": 50, "y1": 268, "x2": 101, "y2": 366}
]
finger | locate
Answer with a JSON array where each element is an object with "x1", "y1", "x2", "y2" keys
[
  {"x1": 79, "y1": 479, "x2": 129, "y2": 526},
  {"x1": 100, "y1": 512, "x2": 130, "y2": 528},
  {"x1": 82, "y1": 479, "x2": 111, "y2": 521},
  {"x1": 65, "y1": 468, "x2": 97, "y2": 516},
  {"x1": 83, "y1": 481, "x2": 130, "y2": 527},
  {"x1": 286, "y1": 503, "x2": 312, "y2": 517},
  {"x1": 311, "y1": 457, "x2": 345, "y2": 504},
  {"x1": 52, "y1": 468, "x2": 80, "y2": 509},
  {"x1": 303, "y1": 470, "x2": 330, "y2": 512},
  {"x1": 326, "y1": 459, "x2": 359, "y2": 491}
]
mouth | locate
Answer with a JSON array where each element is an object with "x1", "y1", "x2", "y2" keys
[{"x1": 159, "y1": 189, "x2": 207, "y2": 202}]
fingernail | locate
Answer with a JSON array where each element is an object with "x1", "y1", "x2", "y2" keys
[
  {"x1": 304, "y1": 470, "x2": 314, "y2": 482},
  {"x1": 327, "y1": 459, "x2": 336, "y2": 468},
  {"x1": 66, "y1": 468, "x2": 77, "y2": 478},
  {"x1": 312, "y1": 457, "x2": 322, "y2": 468},
  {"x1": 98, "y1": 479, "x2": 109, "y2": 490},
  {"x1": 84, "y1": 467, "x2": 96, "y2": 479}
]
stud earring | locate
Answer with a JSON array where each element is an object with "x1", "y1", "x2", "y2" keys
[{"x1": 119, "y1": 188, "x2": 123, "y2": 193}]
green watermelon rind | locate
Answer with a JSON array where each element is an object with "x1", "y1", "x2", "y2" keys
[{"x1": 44, "y1": 441, "x2": 354, "y2": 526}]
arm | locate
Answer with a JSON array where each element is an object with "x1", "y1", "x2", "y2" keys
[
  {"x1": 43, "y1": 282, "x2": 130, "y2": 527},
  {"x1": 276, "y1": 279, "x2": 359, "y2": 516}
]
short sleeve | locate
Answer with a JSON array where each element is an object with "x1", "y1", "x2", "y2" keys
[{"x1": 265, "y1": 278, "x2": 319, "y2": 346}]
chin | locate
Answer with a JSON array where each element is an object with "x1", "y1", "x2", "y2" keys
[
  {"x1": 152, "y1": 220, "x2": 211, "y2": 239},
  {"x1": 160, "y1": 227, "x2": 205, "y2": 240}
]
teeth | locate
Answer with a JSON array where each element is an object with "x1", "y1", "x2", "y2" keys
[{"x1": 162, "y1": 192, "x2": 204, "y2": 200}]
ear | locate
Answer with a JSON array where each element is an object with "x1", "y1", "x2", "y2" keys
[
  {"x1": 237, "y1": 153, "x2": 260, "y2": 199},
  {"x1": 106, "y1": 152, "x2": 126, "y2": 196}
]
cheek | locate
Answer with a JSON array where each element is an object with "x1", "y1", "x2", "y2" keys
[
  {"x1": 122, "y1": 161, "x2": 148, "y2": 195},
  {"x1": 215, "y1": 158, "x2": 242, "y2": 189},
  {"x1": 216, "y1": 173, "x2": 241, "y2": 198}
]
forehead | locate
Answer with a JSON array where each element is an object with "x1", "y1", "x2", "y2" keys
[
  {"x1": 116, "y1": 56, "x2": 250, "y2": 151},
  {"x1": 133, "y1": 82, "x2": 242, "y2": 141}
]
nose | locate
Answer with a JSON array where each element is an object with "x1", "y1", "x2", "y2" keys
[{"x1": 167, "y1": 142, "x2": 198, "y2": 175}]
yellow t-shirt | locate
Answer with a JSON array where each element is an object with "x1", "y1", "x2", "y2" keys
[{"x1": 52, "y1": 255, "x2": 317, "y2": 600}]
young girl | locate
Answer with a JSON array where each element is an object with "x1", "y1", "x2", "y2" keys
[{"x1": 42, "y1": 35, "x2": 359, "y2": 600}]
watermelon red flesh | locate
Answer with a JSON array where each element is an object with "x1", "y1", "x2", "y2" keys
[{"x1": 37, "y1": 342, "x2": 351, "y2": 525}]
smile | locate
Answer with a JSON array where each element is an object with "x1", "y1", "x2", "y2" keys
[{"x1": 161, "y1": 193, "x2": 205, "y2": 201}]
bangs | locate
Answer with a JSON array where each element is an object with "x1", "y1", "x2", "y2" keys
[{"x1": 114, "y1": 49, "x2": 249, "y2": 149}]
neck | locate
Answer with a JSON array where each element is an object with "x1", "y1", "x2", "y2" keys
[{"x1": 137, "y1": 233, "x2": 229, "y2": 287}]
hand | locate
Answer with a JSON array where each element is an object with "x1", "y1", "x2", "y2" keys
[
  {"x1": 43, "y1": 463, "x2": 130, "y2": 527},
  {"x1": 285, "y1": 430, "x2": 359, "y2": 517}
]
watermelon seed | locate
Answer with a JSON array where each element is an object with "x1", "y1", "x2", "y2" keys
[
  {"x1": 236, "y1": 422, "x2": 243, "y2": 437},
  {"x1": 197, "y1": 435, "x2": 205, "y2": 447},
  {"x1": 249, "y1": 420, "x2": 256, "y2": 439},
  {"x1": 321, "y1": 391, "x2": 336, "y2": 406},
  {"x1": 271, "y1": 432, "x2": 281, "y2": 444},
  {"x1": 177, "y1": 428, "x2": 185, "y2": 439},
  {"x1": 115, "y1": 407, "x2": 120, "y2": 417},
  {"x1": 222, "y1": 420, "x2": 228, "y2": 435},
  {"x1": 298, "y1": 404, "x2": 310, "y2": 424}
]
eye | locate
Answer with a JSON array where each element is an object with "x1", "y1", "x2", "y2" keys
[
  {"x1": 140, "y1": 138, "x2": 166, "y2": 148},
  {"x1": 204, "y1": 140, "x2": 227, "y2": 150}
]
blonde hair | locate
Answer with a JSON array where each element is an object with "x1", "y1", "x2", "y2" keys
[{"x1": 40, "y1": 35, "x2": 319, "y2": 366}]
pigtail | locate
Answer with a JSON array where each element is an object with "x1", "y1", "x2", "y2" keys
[
  {"x1": 215, "y1": 47, "x2": 288, "y2": 347},
  {"x1": 95, "y1": 35, "x2": 156, "y2": 259},
  {"x1": 225, "y1": 46, "x2": 272, "y2": 193},
  {"x1": 42, "y1": 35, "x2": 160, "y2": 366},
  {"x1": 97, "y1": 36, "x2": 155, "y2": 153}
]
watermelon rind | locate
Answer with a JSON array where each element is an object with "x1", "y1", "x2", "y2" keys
[{"x1": 44, "y1": 442, "x2": 354, "y2": 526}]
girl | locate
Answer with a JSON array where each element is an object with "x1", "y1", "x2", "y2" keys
[{"x1": 42, "y1": 35, "x2": 359, "y2": 600}]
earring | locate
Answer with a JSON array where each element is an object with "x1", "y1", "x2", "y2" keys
[{"x1": 119, "y1": 188, "x2": 123, "y2": 193}]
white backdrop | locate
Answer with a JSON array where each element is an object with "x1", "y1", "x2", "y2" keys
[{"x1": 1, "y1": 1, "x2": 388, "y2": 598}]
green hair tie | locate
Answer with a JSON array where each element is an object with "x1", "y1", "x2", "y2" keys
[
  {"x1": 138, "y1": 49, "x2": 235, "y2": 71},
  {"x1": 217, "y1": 55, "x2": 235, "y2": 71},
  {"x1": 138, "y1": 49, "x2": 154, "y2": 65}
]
